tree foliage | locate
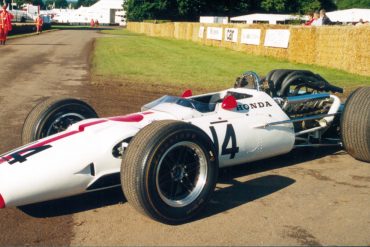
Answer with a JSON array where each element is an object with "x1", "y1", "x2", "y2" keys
[
  {"x1": 124, "y1": 0, "x2": 367, "y2": 21},
  {"x1": 336, "y1": 0, "x2": 370, "y2": 9},
  {"x1": 76, "y1": 0, "x2": 99, "y2": 8},
  {"x1": 45, "y1": 0, "x2": 68, "y2": 8}
]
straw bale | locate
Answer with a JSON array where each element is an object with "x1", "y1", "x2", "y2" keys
[{"x1": 289, "y1": 26, "x2": 316, "y2": 65}]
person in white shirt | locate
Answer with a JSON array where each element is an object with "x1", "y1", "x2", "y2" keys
[{"x1": 311, "y1": 11, "x2": 322, "y2": 26}]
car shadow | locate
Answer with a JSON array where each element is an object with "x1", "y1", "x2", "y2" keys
[
  {"x1": 198, "y1": 175, "x2": 295, "y2": 221},
  {"x1": 19, "y1": 147, "x2": 342, "y2": 218},
  {"x1": 19, "y1": 186, "x2": 126, "y2": 218}
]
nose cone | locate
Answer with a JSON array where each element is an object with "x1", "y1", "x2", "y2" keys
[{"x1": 0, "y1": 193, "x2": 5, "y2": 208}]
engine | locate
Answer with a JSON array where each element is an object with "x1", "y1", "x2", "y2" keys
[{"x1": 277, "y1": 94, "x2": 334, "y2": 131}]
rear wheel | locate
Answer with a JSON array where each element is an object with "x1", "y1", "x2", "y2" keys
[
  {"x1": 121, "y1": 120, "x2": 218, "y2": 224},
  {"x1": 341, "y1": 87, "x2": 370, "y2": 162},
  {"x1": 22, "y1": 97, "x2": 98, "y2": 144}
]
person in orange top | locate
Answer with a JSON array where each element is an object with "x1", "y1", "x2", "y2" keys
[
  {"x1": 35, "y1": 15, "x2": 43, "y2": 34},
  {"x1": 0, "y1": 5, "x2": 14, "y2": 45},
  {"x1": 90, "y1": 18, "x2": 94, "y2": 28}
]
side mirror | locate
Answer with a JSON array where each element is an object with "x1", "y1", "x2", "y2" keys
[
  {"x1": 181, "y1": 89, "x2": 192, "y2": 98},
  {"x1": 221, "y1": 95, "x2": 237, "y2": 110}
]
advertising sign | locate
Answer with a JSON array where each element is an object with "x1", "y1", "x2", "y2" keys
[
  {"x1": 207, "y1": 27, "x2": 223, "y2": 41},
  {"x1": 264, "y1": 29, "x2": 291, "y2": 48},
  {"x1": 240, "y1": 29, "x2": 261, "y2": 45},
  {"x1": 224, "y1": 28, "x2": 238, "y2": 42}
]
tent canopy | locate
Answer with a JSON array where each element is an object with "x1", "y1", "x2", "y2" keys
[
  {"x1": 327, "y1": 8, "x2": 370, "y2": 22},
  {"x1": 230, "y1": 13, "x2": 305, "y2": 24}
]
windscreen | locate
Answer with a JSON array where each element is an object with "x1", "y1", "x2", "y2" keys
[{"x1": 142, "y1": 95, "x2": 216, "y2": 113}]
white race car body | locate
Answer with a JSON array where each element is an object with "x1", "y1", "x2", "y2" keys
[{"x1": 0, "y1": 87, "x2": 311, "y2": 208}]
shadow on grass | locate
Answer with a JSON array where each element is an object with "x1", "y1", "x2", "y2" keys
[{"x1": 19, "y1": 147, "x2": 342, "y2": 219}]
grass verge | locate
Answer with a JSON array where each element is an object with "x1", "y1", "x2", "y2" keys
[{"x1": 93, "y1": 29, "x2": 369, "y2": 91}]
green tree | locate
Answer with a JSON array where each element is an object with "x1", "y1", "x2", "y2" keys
[
  {"x1": 299, "y1": 0, "x2": 321, "y2": 13},
  {"x1": 261, "y1": 0, "x2": 290, "y2": 12},
  {"x1": 32, "y1": 0, "x2": 45, "y2": 8},
  {"x1": 51, "y1": 0, "x2": 67, "y2": 8},
  {"x1": 319, "y1": 0, "x2": 337, "y2": 10},
  {"x1": 76, "y1": 0, "x2": 99, "y2": 8},
  {"x1": 336, "y1": 0, "x2": 370, "y2": 9},
  {"x1": 123, "y1": 0, "x2": 341, "y2": 21},
  {"x1": 178, "y1": 0, "x2": 204, "y2": 19}
]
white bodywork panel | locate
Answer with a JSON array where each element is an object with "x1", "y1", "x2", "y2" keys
[{"x1": 0, "y1": 88, "x2": 295, "y2": 207}]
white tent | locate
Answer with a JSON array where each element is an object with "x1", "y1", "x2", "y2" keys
[
  {"x1": 230, "y1": 13, "x2": 306, "y2": 24},
  {"x1": 327, "y1": 8, "x2": 370, "y2": 23},
  {"x1": 51, "y1": 0, "x2": 125, "y2": 25}
]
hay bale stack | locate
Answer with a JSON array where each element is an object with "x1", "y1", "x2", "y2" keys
[
  {"x1": 315, "y1": 26, "x2": 369, "y2": 76},
  {"x1": 288, "y1": 26, "x2": 316, "y2": 65}
]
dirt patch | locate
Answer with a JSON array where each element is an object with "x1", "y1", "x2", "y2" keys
[
  {"x1": 352, "y1": 175, "x2": 370, "y2": 182},
  {"x1": 284, "y1": 225, "x2": 321, "y2": 246}
]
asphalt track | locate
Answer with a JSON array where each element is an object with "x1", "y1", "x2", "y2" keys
[{"x1": 0, "y1": 30, "x2": 369, "y2": 246}]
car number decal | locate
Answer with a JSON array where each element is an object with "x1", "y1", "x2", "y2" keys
[
  {"x1": 4, "y1": 145, "x2": 52, "y2": 165},
  {"x1": 0, "y1": 119, "x2": 108, "y2": 165},
  {"x1": 210, "y1": 124, "x2": 239, "y2": 159}
]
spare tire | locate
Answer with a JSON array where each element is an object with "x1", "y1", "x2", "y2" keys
[
  {"x1": 341, "y1": 87, "x2": 370, "y2": 162},
  {"x1": 22, "y1": 97, "x2": 98, "y2": 144}
]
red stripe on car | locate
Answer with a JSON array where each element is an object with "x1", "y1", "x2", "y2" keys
[
  {"x1": 78, "y1": 120, "x2": 107, "y2": 131},
  {"x1": 109, "y1": 114, "x2": 144, "y2": 122}
]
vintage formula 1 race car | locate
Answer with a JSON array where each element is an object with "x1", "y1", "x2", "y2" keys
[{"x1": 0, "y1": 69, "x2": 369, "y2": 224}]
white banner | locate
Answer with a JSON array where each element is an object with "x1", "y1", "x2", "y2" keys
[
  {"x1": 27, "y1": 5, "x2": 39, "y2": 17},
  {"x1": 224, "y1": 28, "x2": 238, "y2": 42},
  {"x1": 264, "y1": 29, "x2": 291, "y2": 48},
  {"x1": 207, "y1": 27, "x2": 223, "y2": 41},
  {"x1": 198, "y1": 26, "x2": 205, "y2": 38},
  {"x1": 240, "y1": 29, "x2": 261, "y2": 45}
]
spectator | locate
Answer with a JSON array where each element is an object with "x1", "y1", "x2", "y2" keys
[
  {"x1": 90, "y1": 18, "x2": 95, "y2": 28},
  {"x1": 94, "y1": 19, "x2": 99, "y2": 28},
  {"x1": 35, "y1": 15, "x2": 43, "y2": 34},
  {"x1": 0, "y1": 5, "x2": 13, "y2": 45},
  {"x1": 304, "y1": 12, "x2": 316, "y2": 26},
  {"x1": 311, "y1": 11, "x2": 321, "y2": 26},
  {"x1": 320, "y1": 9, "x2": 332, "y2": 25},
  {"x1": 356, "y1": 19, "x2": 365, "y2": 26}
]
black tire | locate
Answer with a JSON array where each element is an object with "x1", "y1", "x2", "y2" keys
[
  {"x1": 121, "y1": 120, "x2": 218, "y2": 224},
  {"x1": 22, "y1": 97, "x2": 98, "y2": 144},
  {"x1": 279, "y1": 70, "x2": 314, "y2": 96},
  {"x1": 270, "y1": 69, "x2": 294, "y2": 91},
  {"x1": 341, "y1": 87, "x2": 370, "y2": 162}
]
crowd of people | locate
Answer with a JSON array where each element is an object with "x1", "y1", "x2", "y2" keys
[
  {"x1": 304, "y1": 8, "x2": 369, "y2": 26},
  {"x1": 304, "y1": 9, "x2": 332, "y2": 26},
  {"x1": 90, "y1": 19, "x2": 99, "y2": 28}
]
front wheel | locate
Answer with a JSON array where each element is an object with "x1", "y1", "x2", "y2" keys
[
  {"x1": 121, "y1": 120, "x2": 218, "y2": 224},
  {"x1": 22, "y1": 97, "x2": 98, "y2": 144}
]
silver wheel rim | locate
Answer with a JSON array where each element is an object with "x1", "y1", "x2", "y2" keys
[
  {"x1": 156, "y1": 141, "x2": 208, "y2": 208},
  {"x1": 46, "y1": 112, "x2": 85, "y2": 136}
]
